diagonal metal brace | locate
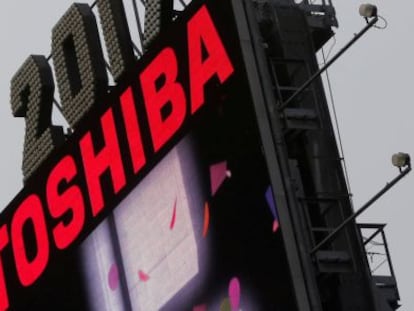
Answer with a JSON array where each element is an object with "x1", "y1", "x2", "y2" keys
[
  {"x1": 311, "y1": 164, "x2": 411, "y2": 255},
  {"x1": 279, "y1": 16, "x2": 378, "y2": 111}
]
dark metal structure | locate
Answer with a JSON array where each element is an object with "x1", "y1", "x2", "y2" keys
[
  {"x1": 135, "y1": 0, "x2": 402, "y2": 310},
  {"x1": 39, "y1": 0, "x2": 402, "y2": 310},
  {"x1": 231, "y1": 0, "x2": 402, "y2": 310}
]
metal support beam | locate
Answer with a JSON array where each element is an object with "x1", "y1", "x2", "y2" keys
[
  {"x1": 362, "y1": 225, "x2": 385, "y2": 246},
  {"x1": 279, "y1": 16, "x2": 378, "y2": 111},
  {"x1": 311, "y1": 164, "x2": 411, "y2": 255}
]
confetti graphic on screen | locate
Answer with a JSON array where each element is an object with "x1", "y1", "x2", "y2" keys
[
  {"x1": 170, "y1": 198, "x2": 178, "y2": 230},
  {"x1": 193, "y1": 304, "x2": 207, "y2": 311},
  {"x1": 210, "y1": 161, "x2": 229, "y2": 196},
  {"x1": 203, "y1": 202, "x2": 210, "y2": 238},
  {"x1": 220, "y1": 298, "x2": 232, "y2": 311},
  {"x1": 273, "y1": 219, "x2": 280, "y2": 232},
  {"x1": 108, "y1": 263, "x2": 119, "y2": 291},
  {"x1": 138, "y1": 270, "x2": 150, "y2": 282},
  {"x1": 229, "y1": 277, "x2": 241, "y2": 311},
  {"x1": 265, "y1": 186, "x2": 280, "y2": 233}
]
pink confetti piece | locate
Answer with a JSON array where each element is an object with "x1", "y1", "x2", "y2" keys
[
  {"x1": 272, "y1": 219, "x2": 280, "y2": 233},
  {"x1": 193, "y1": 304, "x2": 207, "y2": 311},
  {"x1": 229, "y1": 277, "x2": 241, "y2": 311},
  {"x1": 138, "y1": 270, "x2": 150, "y2": 282},
  {"x1": 210, "y1": 161, "x2": 228, "y2": 196},
  {"x1": 108, "y1": 263, "x2": 119, "y2": 291},
  {"x1": 203, "y1": 202, "x2": 210, "y2": 238},
  {"x1": 170, "y1": 198, "x2": 177, "y2": 230}
]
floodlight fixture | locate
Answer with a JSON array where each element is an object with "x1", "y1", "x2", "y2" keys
[
  {"x1": 279, "y1": 9, "x2": 378, "y2": 110},
  {"x1": 359, "y1": 4, "x2": 378, "y2": 18},
  {"x1": 392, "y1": 152, "x2": 411, "y2": 170}
]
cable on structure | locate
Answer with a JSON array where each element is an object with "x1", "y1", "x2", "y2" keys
[
  {"x1": 371, "y1": 258, "x2": 388, "y2": 274},
  {"x1": 321, "y1": 43, "x2": 353, "y2": 198},
  {"x1": 373, "y1": 15, "x2": 388, "y2": 30},
  {"x1": 318, "y1": 35, "x2": 336, "y2": 66},
  {"x1": 324, "y1": 35, "x2": 336, "y2": 60}
]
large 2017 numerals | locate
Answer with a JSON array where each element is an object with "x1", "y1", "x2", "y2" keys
[{"x1": 10, "y1": 0, "x2": 142, "y2": 181}]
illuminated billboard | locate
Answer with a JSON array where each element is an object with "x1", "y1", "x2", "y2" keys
[{"x1": 1, "y1": 0, "x2": 298, "y2": 309}]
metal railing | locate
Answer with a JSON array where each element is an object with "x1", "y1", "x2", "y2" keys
[
  {"x1": 359, "y1": 223, "x2": 397, "y2": 278},
  {"x1": 303, "y1": 0, "x2": 333, "y2": 6},
  {"x1": 291, "y1": 0, "x2": 338, "y2": 28}
]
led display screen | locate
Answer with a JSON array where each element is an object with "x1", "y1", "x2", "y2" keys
[{"x1": 0, "y1": 0, "x2": 298, "y2": 309}]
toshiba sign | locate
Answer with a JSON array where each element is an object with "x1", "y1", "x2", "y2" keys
[{"x1": 1, "y1": 0, "x2": 297, "y2": 309}]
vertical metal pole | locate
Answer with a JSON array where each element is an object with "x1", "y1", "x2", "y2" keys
[{"x1": 381, "y1": 230, "x2": 397, "y2": 279}]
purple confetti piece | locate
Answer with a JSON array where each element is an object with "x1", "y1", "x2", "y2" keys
[{"x1": 265, "y1": 186, "x2": 279, "y2": 221}]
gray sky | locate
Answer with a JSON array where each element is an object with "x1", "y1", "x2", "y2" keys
[
  {"x1": 0, "y1": 0, "x2": 412, "y2": 310},
  {"x1": 325, "y1": 2, "x2": 414, "y2": 310}
]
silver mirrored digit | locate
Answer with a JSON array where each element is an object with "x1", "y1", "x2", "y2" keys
[
  {"x1": 10, "y1": 55, "x2": 64, "y2": 181},
  {"x1": 97, "y1": 0, "x2": 135, "y2": 82},
  {"x1": 52, "y1": 3, "x2": 108, "y2": 128}
]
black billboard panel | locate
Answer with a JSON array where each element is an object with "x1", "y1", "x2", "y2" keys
[{"x1": 0, "y1": 0, "x2": 298, "y2": 309}]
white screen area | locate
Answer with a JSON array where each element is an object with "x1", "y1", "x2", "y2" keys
[{"x1": 80, "y1": 137, "x2": 206, "y2": 311}]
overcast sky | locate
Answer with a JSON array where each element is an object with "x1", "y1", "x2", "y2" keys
[
  {"x1": 323, "y1": 2, "x2": 414, "y2": 310},
  {"x1": 0, "y1": 0, "x2": 413, "y2": 310}
]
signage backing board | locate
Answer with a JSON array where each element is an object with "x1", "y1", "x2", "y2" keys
[{"x1": 1, "y1": 0, "x2": 299, "y2": 309}]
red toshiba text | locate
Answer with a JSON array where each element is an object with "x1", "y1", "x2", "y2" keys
[{"x1": 0, "y1": 5, "x2": 234, "y2": 310}]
